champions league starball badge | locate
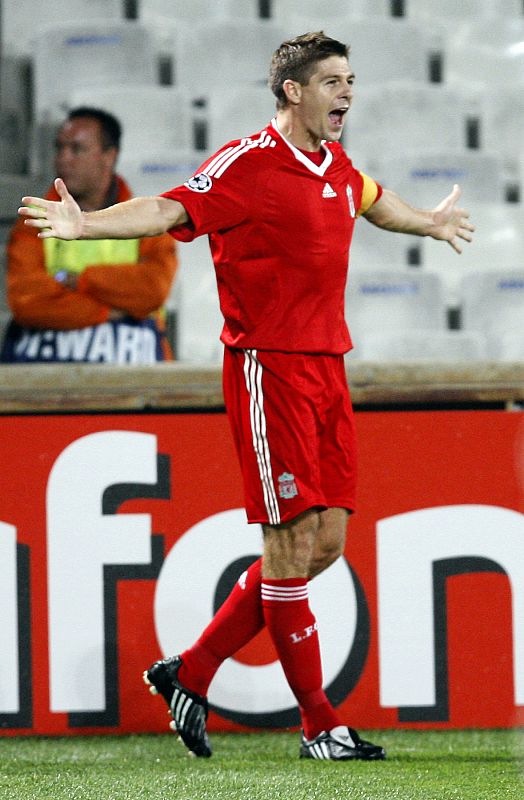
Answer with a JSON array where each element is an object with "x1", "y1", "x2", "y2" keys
[{"x1": 185, "y1": 173, "x2": 213, "y2": 193}]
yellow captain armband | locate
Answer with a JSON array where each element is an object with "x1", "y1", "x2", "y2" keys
[{"x1": 357, "y1": 172, "x2": 381, "y2": 217}]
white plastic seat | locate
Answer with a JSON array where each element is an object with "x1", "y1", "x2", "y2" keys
[
  {"x1": 119, "y1": 150, "x2": 205, "y2": 198},
  {"x1": 65, "y1": 86, "x2": 194, "y2": 162},
  {"x1": 201, "y1": 86, "x2": 277, "y2": 152},
  {"x1": 460, "y1": 270, "x2": 524, "y2": 342},
  {"x1": 350, "y1": 328, "x2": 488, "y2": 362},
  {"x1": 140, "y1": 0, "x2": 260, "y2": 22},
  {"x1": 476, "y1": 87, "x2": 524, "y2": 164},
  {"x1": 407, "y1": 0, "x2": 523, "y2": 22},
  {"x1": 460, "y1": 270, "x2": 524, "y2": 359},
  {"x1": 1, "y1": 0, "x2": 123, "y2": 57},
  {"x1": 351, "y1": 218, "x2": 420, "y2": 271},
  {"x1": 33, "y1": 21, "x2": 158, "y2": 120},
  {"x1": 347, "y1": 82, "x2": 474, "y2": 159},
  {"x1": 172, "y1": 20, "x2": 290, "y2": 94},
  {"x1": 450, "y1": 18, "x2": 524, "y2": 49},
  {"x1": 173, "y1": 237, "x2": 223, "y2": 363},
  {"x1": 369, "y1": 150, "x2": 506, "y2": 208},
  {"x1": 346, "y1": 269, "x2": 448, "y2": 344},
  {"x1": 487, "y1": 330, "x2": 524, "y2": 361},
  {"x1": 445, "y1": 42, "x2": 524, "y2": 88},
  {"x1": 421, "y1": 202, "x2": 524, "y2": 305},
  {"x1": 272, "y1": 0, "x2": 392, "y2": 26}
]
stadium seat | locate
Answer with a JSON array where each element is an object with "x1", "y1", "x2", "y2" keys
[
  {"x1": 64, "y1": 86, "x2": 194, "y2": 162},
  {"x1": 406, "y1": 0, "x2": 524, "y2": 23},
  {"x1": 445, "y1": 42, "x2": 524, "y2": 88},
  {"x1": 199, "y1": 86, "x2": 277, "y2": 152},
  {"x1": 460, "y1": 270, "x2": 524, "y2": 358},
  {"x1": 347, "y1": 82, "x2": 475, "y2": 159},
  {"x1": 421, "y1": 202, "x2": 524, "y2": 305},
  {"x1": 0, "y1": 0, "x2": 124, "y2": 57},
  {"x1": 119, "y1": 150, "x2": 205, "y2": 198},
  {"x1": 350, "y1": 218, "x2": 420, "y2": 272},
  {"x1": 369, "y1": 150, "x2": 506, "y2": 208},
  {"x1": 476, "y1": 87, "x2": 524, "y2": 164},
  {"x1": 349, "y1": 328, "x2": 488, "y2": 361},
  {"x1": 173, "y1": 237, "x2": 223, "y2": 363},
  {"x1": 33, "y1": 21, "x2": 158, "y2": 120},
  {"x1": 346, "y1": 269, "x2": 448, "y2": 343},
  {"x1": 139, "y1": 0, "x2": 260, "y2": 22},
  {"x1": 449, "y1": 17, "x2": 524, "y2": 49},
  {"x1": 488, "y1": 330, "x2": 524, "y2": 361},
  {"x1": 171, "y1": 20, "x2": 290, "y2": 95},
  {"x1": 272, "y1": 0, "x2": 392, "y2": 26}
]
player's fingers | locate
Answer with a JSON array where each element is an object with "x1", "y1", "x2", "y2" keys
[
  {"x1": 54, "y1": 177, "x2": 71, "y2": 200},
  {"x1": 37, "y1": 229, "x2": 56, "y2": 240},
  {"x1": 23, "y1": 217, "x2": 51, "y2": 229},
  {"x1": 18, "y1": 205, "x2": 48, "y2": 219},
  {"x1": 457, "y1": 228, "x2": 473, "y2": 242},
  {"x1": 21, "y1": 195, "x2": 48, "y2": 209},
  {"x1": 450, "y1": 183, "x2": 461, "y2": 202},
  {"x1": 448, "y1": 237, "x2": 462, "y2": 254}
]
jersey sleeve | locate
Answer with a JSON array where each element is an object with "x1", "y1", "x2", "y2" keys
[
  {"x1": 357, "y1": 172, "x2": 383, "y2": 217},
  {"x1": 160, "y1": 143, "x2": 256, "y2": 242}
]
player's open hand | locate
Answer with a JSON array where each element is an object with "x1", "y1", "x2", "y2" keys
[
  {"x1": 18, "y1": 178, "x2": 82, "y2": 240},
  {"x1": 431, "y1": 184, "x2": 475, "y2": 254}
]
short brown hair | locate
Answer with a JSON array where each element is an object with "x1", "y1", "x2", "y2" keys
[{"x1": 269, "y1": 31, "x2": 349, "y2": 110}]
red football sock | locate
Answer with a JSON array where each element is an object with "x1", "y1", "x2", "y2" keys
[
  {"x1": 261, "y1": 577, "x2": 341, "y2": 740},
  {"x1": 178, "y1": 558, "x2": 264, "y2": 695}
]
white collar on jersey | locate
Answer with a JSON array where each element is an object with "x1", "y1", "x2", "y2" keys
[{"x1": 271, "y1": 118, "x2": 333, "y2": 177}]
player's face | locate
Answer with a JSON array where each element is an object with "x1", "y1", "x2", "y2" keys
[
  {"x1": 298, "y1": 55, "x2": 354, "y2": 147},
  {"x1": 54, "y1": 118, "x2": 116, "y2": 206}
]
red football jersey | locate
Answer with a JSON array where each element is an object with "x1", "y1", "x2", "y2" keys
[{"x1": 162, "y1": 119, "x2": 382, "y2": 354}]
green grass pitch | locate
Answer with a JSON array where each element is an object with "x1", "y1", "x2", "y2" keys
[{"x1": 0, "y1": 729, "x2": 522, "y2": 800}]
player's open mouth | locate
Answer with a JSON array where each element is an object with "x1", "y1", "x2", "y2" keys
[{"x1": 328, "y1": 108, "x2": 348, "y2": 127}]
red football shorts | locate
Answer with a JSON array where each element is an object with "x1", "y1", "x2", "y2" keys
[{"x1": 222, "y1": 347, "x2": 358, "y2": 525}]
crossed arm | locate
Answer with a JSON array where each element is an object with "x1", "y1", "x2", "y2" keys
[{"x1": 19, "y1": 177, "x2": 474, "y2": 252}]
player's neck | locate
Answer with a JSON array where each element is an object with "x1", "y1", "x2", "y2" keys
[{"x1": 275, "y1": 110, "x2": 322, "y2": 153}]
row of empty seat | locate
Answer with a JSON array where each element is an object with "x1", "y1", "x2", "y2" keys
[
  {"x1": 173, "y1": 243, "x2": 524, "y2": 362},
  {"x1": 3, "y1": 0, "x2": 524, "y2": 61},
  {"x1": 21, "y1": 14, "x2": 524, "y2": 120}
]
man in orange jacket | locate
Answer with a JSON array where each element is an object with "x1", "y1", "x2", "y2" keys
[{"x1": 1, "y1": 107, "x2": 178, "y2": 363}]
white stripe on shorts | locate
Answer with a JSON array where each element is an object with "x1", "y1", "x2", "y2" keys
[{"x1": 243, "y1": 349, "x2": 280, "y2": 525}]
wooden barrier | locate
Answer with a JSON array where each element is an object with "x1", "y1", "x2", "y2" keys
[{"x1": 0, "y1": 361, "x2": 523, "y2": 412}]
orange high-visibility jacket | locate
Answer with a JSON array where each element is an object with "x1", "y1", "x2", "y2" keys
[{"x1": 6, "y1": 176, "x2": 178, "y2": 337}]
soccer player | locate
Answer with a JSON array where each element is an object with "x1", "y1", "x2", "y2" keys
[{"x1": 19, "y1": 32, "x2": 474, "y2": 760}]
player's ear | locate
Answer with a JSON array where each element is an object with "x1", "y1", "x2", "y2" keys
[{"x1": 282, "y1": 79, "x2": 302, "y2": 106}]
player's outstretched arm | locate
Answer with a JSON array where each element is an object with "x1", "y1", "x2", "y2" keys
[
  {"x1": 18, "y1": 177, "x2": 188, "y2": 241},
  {"x1": 364, "y1": 184, "x2": 475, "y2": 254}
]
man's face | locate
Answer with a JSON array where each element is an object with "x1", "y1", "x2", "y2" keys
[
  {"x1": 54, "y1": 117, "x2": 116, "y2": 203},
  {"x1": 295, "y1": 55, "x2": 354, "y2": 145}
]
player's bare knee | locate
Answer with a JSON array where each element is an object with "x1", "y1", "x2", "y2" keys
[
  {"x1": 309, "y1": 537, "x2": 344, "y2": 577},
  {"x1": 262, "y1": 511, "x2": 318, "y2": 578}
]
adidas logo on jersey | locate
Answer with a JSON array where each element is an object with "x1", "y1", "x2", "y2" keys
[{"x1": 322, "y1": 182, "x2": 337, "y2": 198}]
